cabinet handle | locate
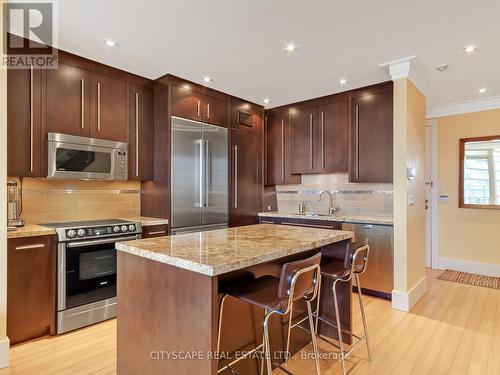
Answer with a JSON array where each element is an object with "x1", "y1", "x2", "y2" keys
[
  {"x1": 30, "y1": 65, "x2": 34, "y2": 172},
  {"x1": 81, "y1": 78, "x2": 85, "y2": 129},
  {"x1": 233, "y1": 145, "x2": 238, "y2": 208},
  {"x1": 135, "y1": 92, "x2": 139, "y2": 177},
  {"x1": 281, "y1": 119, "x2": 285, "y2": 182},
  {"x1": 197, "y1": 100, "x2": 200, "y2": 117},
  {"x1": 97, "y1": 82, "x2": 101, "y2": 131},
  {"x1": 15, "y1": 243, "x2": 45, "y2": 251},
  {"x1": 321, "y1": 111, "x2": 325, "y2": 169},
  {"x1": 207, "y1": 103, "x2": 210, "y2": 120},
  {"x1": 309, "y1": 113, "x2": 313, "y2": 169},
  {"x1": 361, "y1": 224, "x2": 374, "y2": 229},
  {"x1": 281, "y1": 222, "x2": 333, "y2": 229},
  {"x1": 147, "y1": 230, "x2": 166, "y2": 236},
  {"x1": 264, "y1": 115, "x2": 268, "y2": 184},
  {"x1": 355, "y1": 104, "x2": 360, "y2": 180}
]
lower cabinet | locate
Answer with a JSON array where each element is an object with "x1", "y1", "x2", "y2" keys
[
  {"x1": 7, "y1": 235, "x2": 56, "y2": 345},
  {"x1": 141, "y1": 224, "x2": 169, "y2": 238}
]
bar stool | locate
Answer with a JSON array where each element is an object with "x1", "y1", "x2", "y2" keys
[
  {"x1": 217, "y1": 253, "x2": 323, "y2": 375},
  {"x1": 315, "y1": 240, "x2": 371, "y2": 375}
]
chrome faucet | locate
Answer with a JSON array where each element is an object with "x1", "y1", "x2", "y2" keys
[{"x1": 318, "y1": 190, "x2": 340, "y2": 215}]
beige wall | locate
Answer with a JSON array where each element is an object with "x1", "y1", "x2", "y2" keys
[
  {"x1": 12, "y1": 178, "x2": 141, "y2": 224},
  {"x1": 1, "y1": 0, "x2": 9, "y2": 366},
  {"x1": 437, "y1": 109, "x2": 500, "y2": 266},
  {"x1": 393, "y1": 78, "x2": 427, "y2": 305}
]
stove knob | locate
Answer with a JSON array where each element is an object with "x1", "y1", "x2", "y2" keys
[
  {"x1": 77, "y1": 229, "x2": 86, "y2": 237},
  {"x1": 128, "y1": 224, "x2": 135, "y2": 232},
  {"x1": 113, "y1": 226, "x2": 120, "y2": 233},
  {"x1": 67, "y1": 229, "x2": 76, "y2": 238},
  {"x1": 121, "y1": 225, "x2": 128, "y2": 233}
]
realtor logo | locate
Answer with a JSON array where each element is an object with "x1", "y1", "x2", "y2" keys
[{"x1": 3, "y1": 1, "x2": 58, "y2": 69}]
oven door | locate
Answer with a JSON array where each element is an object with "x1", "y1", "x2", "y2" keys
[{"x1": 58, "y1": 235, "x2": 138, "y2": 311}]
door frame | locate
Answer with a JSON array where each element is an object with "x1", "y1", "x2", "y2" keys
[{"x1": 426, "y1": 119, "x2": 439, "y2": 268}]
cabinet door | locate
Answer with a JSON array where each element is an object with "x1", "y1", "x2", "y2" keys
[
  {"x1": 129, "y1": 84, "x2": 154, "y2": 181},
  {"x1": 317, "y1": 101, "x2": 349, "y2": 172},
  {"x1": 230, "y1": 129, "x2": 260, "y2": 227},
  {"x1": 7, "y1": 67, "x2": 43, "y2": 177},
  {"x1": 202, "y1": 94, "x2": 228, "y2": 127},
  {"x1": 46, "y1": 62, "x2": 90, "y2": 136},
  {"x1": 171, "y1": 84, "x2": 201, "y2": 121},
  {"x1": 350, "y1": 90, "x2": 393, "y2": 182},
  {"x1": 90, "y1": 73, "x2": 128, "y2": 142},
  {"x1": 7, "y1": 235, "x2": 55, "y2": 345},
  {"x1": 290, "y1": 106, "x2": 317, "y2": 173}
]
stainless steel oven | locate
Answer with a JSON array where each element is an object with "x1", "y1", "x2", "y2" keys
[
  {"x1": 43, "y1": 219, "x2": 141, "y2": 334},
  {"x1": 47, "y1": 132, "x2": 128, "y2": 180}
]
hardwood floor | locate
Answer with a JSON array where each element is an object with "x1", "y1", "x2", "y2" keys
[{"x1": 1, "y1": 269, "x2": 499, "y2": 374}]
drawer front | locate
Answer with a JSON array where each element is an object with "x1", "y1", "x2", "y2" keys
[
  {"x1": 258, "y1": 216, "x2": 280, "y2": 224},
  {"x1": 141, "y1": 224, "x2": 169, "y2": 238}
]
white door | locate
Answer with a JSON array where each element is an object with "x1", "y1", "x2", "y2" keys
[{"x1": 425, "y1": 125, "x2": 432, "y2": 267}]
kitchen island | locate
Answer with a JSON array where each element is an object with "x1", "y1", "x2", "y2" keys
[{"x1": 116, "y1": 224, "x2": 353, "y2": 374}]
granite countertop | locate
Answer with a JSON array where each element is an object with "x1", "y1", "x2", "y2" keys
[
  {"x1": 119, "y1": 216, "x2": 169, "y2": 227},
  {"x1": 116, "y1": 224, "x2": 353, "y2": 276},
  {"x1": 258, "y1": 212, "x2": 393, "y2": 226},
  {"x1": 7, "y1": 224, "x2": 56, "y2": 239}
]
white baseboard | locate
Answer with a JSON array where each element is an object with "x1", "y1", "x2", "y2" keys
[
  {"x1": 439, "y1": 257, "x2": 500, "y2": 277},
  {"x1": 391, "y1": 276, "x2": 428, "y2": 312},
  {"x1": 0, "y1": 337, "x2": 9, "y2": 368}
]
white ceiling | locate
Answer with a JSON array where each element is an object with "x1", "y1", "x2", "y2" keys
[{"x1": 44, "y1": 0, "x2": 500, "y2": 109}]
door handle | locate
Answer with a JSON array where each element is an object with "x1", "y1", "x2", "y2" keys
[
  {"x1": 97, "y1": 82, "x2": 101, "y2": 131},
  {"x1": 195, "y1": 139, "x2": 204, "y2": 208},
  {"x1": 204, "y1": 140, "x2": 210, "y2": 207},
  {"x1": 81, "y1": 78, "x2": 85, "y2": 129},
  {"x1": 196, "y1": 100, "x2": 201, "y2": 117},
  {"x1": 30, "y1": 65, "x2": 34, "y2": 172},
  {"x1": 233, "y1": 145, "x2": 238, "y2": 208},
  {"x1": 207, "y1": 103, "x2": 210, "y2": 120},
  {"x1": 135, "y1": 92, "x2": 139, "y2": 177},
  {"x1": 355, "y1": 104, "x2": 360, "y2": 180},
  {"x1": 321, "y1": 111, "x2": 325, "y2": 169},
  {"x1": 309, "y1": 113, "x2": 313, "y2": 169},
  {"x1": 281, "y1": 119, "x2": 285, "y2": 182}
]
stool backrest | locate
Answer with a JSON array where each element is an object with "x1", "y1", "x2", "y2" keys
[
  {"x1": 345, "y1": 239, "x2": 370, "y2": 275},
  {"x1": 278, "y1": 253, "x2": 321, "y2": 301}
]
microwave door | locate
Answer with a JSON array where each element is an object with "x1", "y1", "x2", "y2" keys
[
  {"x1": 201, "y1": 124, "x2": 228, "y2": 226},
  {"x1": 171, "y1": 117, "x2": 203, "y2": 229}
]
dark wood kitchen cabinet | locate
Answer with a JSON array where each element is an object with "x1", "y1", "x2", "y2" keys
[
  {"x1": 7, "y1": 235, "x2": 56, "y2": 345},
  {"x1": 290, "y1": 98, "x2": 349, "y2": 174},
  {"x1": 171, "y1": 83, "x2": 229, "y2": 126},
  {"x1": 230, "y1": 98, "x2": 263, "y2": 227},
  {"x1": 46, "y1": 62, "x2": 90, "y2": 137},
  {"x1": 350, "y1": 83, "x2": 393, "y2": 182},
  {"x1": 89, "y1": 73, "x2": 128, "y2": 142},
  {"x1": 141, "y1": 224, "x2": 169, "y2": 238},
  {"x1": 265, "y1": 109, "x2": 300, "y2": 185},
  {"x1": 129, "y1": 83, "x2": 154, "y2": 181},
  {"x1": 7, "y1": 67, "x2": 44, "y2": 177},
  {"x1": 47, "y1": 63, "x2": 128, "y2": 142}
]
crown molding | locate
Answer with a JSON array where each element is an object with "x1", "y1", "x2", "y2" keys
[
  {"x1": 379, "y1": 56, "x2": 429, "y2": 98},
  {"x1": 426, "y1": 96, "x2": 500, "y2": 119}
]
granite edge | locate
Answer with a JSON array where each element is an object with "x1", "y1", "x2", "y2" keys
[{"x1": 258, "y1": 212, "x2": 393, "y2": 225}]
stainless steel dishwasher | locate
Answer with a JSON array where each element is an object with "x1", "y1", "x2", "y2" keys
[{"x1": 341, "y1": 222, "x2": 394, "y2": 300}]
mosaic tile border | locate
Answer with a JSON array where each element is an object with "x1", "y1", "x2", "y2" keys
[
  {"x1": 275, "y1": 189, "x2": 393, "y2": 195},
  {"x1": 23, "y1": 189, "x2": 141, "y2": 195}
]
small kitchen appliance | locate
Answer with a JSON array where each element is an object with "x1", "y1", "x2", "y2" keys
[{"x1": 7, "y1": 180, "x2": 25, "y2": 227}]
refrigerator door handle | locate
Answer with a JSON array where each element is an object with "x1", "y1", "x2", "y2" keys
[
  {"x1": 195, "y1": 139, "x2": 204, "y2": 208},
  {"x1": 204, "y1": 140, "x2": 210, "y2": 207}
]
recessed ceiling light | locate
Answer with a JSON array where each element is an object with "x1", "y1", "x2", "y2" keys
[
  {"x1": 479, "y1": 88, "x2": 487, "y2": 94},
  {"x1": 464, "y1": 45, "x2": 476, "y2": 53},
  {"x1": 284, "y1": 43, "x2": 297, "y2": 52},
  {"x1": 202, "y1": 76, "x2": 213, "y2": 83},
  {"x1": 104, "y1": 39, "x2": 117, "y2": 47},
  {"x1": 339, "y1": 78, "x2": 348, "y2": 85},
  {"x1": 263, "y1": 98, "x2": 271, "y2": 105},
  {"x1": 435, "y1": 64, "x2": 449, "y2": 72}
]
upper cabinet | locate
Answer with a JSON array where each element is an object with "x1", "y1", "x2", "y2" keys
[
  {"x1": 89, "y1": 73, "x2": 128, "y2": 142},
  {"x1": 349, "y1": 83, "x2": 393, "y2": 183},
  {"x1": 7, "y1": 67, "x2": 44, "y2": 177},
  {"x1": 46, "y1": 63, "x2": 128, "y2": 141},
  {"x1": 46, "y1": 62, "x2": 90, "y2": 137},
  {"x1": 128, "y1": 83, "x2": 154, "y2": 181},
  {"x1": 171, "y1": 83, "x2": 228, "y2": 127},
  {"x1": 265, "y1": 109, "x2": 300, "y2": 185}
]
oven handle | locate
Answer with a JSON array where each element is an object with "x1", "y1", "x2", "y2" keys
[{"x1": 66, "y1": 235, "x2": 140, "y2": 248}]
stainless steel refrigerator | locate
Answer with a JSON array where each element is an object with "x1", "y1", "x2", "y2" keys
[{"x1": 171, "y1": 117, "x2": 228, "y2": 234}]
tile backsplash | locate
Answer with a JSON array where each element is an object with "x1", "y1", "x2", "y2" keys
[
  {"x1": 274, "y1": 174, "x2": 393, "y2": 217},
  {"x1": 10, "y1": 178, "x2": 141, "y2": 224}
]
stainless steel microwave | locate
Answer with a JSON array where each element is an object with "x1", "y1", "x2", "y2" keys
[{"x1": 47, "y1": 133, "x2": 128, "y2": 180}]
